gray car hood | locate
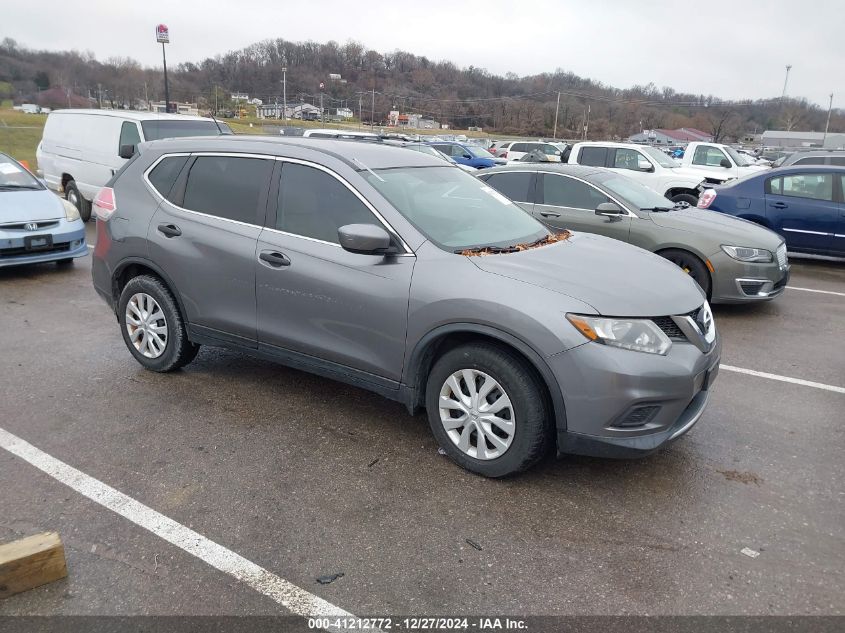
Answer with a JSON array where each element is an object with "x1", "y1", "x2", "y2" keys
[
  {"x1": 469, "y1": 232, "x2": 704, "y2": 317},
  {"x1": 0, "y1": 189, "x2": 65, "y2": 223},
  {"x1": 648, "y1": 209, "x2": 783, "y2": 250}
]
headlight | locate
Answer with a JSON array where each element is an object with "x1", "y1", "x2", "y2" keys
[
  {"x1": 566, "y1": 314, "x2": 672, "y2": 355},
  {"x1": 61, "y1": 198, "x2": 80, "y2": 222},
  {"x1": 721, "y1": 245, "x2": 773, "y2": 263}
]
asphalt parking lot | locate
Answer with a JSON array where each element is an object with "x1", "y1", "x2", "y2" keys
[{"x1": 1, "y1": 221, "x2": 843, "y2": 620}]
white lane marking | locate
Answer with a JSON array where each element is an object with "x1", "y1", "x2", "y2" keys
[
  {"x1": 788, "y1": 286, "x2": 845, "y2": 297},
  {"x1": 721, "y1": 365, "x2": 845, "y2": 395},
  {"x1": 0, "y1": 427, "x2": 354, "y2": 625}
]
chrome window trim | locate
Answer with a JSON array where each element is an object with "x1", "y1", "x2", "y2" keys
[{"x1": 143, "y1": 151, "x2": 414, "y2": 255}]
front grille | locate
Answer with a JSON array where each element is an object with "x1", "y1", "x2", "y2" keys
[
  {"x1": 0, "y1": 242, "x2": 71, "y2": 258},
  {"x1": 0, "y1": 221, "x2": 60, "y2": 231},
  {"x1": 776, "y1": 243, "x2": 788, "y2": 268},
  {"x1": 614, "y1": 405, "x2": 661, "y2": 428},
  {"x1": 653, "y1": 307, "x2": 699, "y2": 340},
  {"x1": 653, "y1": 316, "x2": 685, "y2": 339}
]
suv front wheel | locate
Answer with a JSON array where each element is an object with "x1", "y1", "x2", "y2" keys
[
  {"x1": 118, "y1": 275, "x2": 199, "y2": 372},
  {"x1": 425, "y1": 343, "x2": 551, "y2": 477}
]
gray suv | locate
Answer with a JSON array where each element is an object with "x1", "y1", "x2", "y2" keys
[{"x1": 92, "y1": 136, "x2": 721, "y2": 477}]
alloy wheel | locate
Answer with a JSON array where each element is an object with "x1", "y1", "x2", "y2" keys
[
  {"x1": 125, "y1": 293, "x2": 168, "y2": 359},
  {"x1": 438, "y1": 369, "x2": 516, "y2": 460}
]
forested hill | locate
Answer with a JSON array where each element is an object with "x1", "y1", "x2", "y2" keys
[{"x1": 1, "y1": 36, "x2": 841, "y2": 139}]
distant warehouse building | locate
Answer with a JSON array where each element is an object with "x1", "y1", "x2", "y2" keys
[
  {"x1": 762, "y1": 130, "x2": 845, "y2": 149},
  {"x1": 628, "y1": 128, "x2": 713, "y2": 145}
]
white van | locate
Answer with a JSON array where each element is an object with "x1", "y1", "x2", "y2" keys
[{"x1": 37, "y1": 110, "x2": 231, "y2": 220}]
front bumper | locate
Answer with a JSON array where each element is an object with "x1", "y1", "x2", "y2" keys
[
  {"x1": 0, "y1": 221, "x2": 87, "y2": 267},
  {"x1": 551, "y1": 333, "x2": 721, "y2": 459},
  {"x1": 708, "y1": 250, "x2": 790, "y2": 303}
]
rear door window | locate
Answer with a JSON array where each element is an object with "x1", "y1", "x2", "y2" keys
[
  {"x1": 578, "y1": 146, "x2": 608, "y2": 167},
  {"x1": 793, "y1": 157, "x2": 826, "y2": 166},
  {"x1": 767, "y1": 173, "x2": 834, "y2": 201},
  {"x1": 484, "y1": 172, "x2": 535, "y2": 203},
  {"x1": 612, "y1": 148, "x2": 641, "y2": 170},
  {"x1": 182, "y1": 155, "x2": 273, "y2": 223}
]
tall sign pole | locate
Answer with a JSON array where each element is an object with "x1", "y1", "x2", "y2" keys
[
  {"x1": 156, "y1": 24, "x2": 171, "y2": 113},
  {"x1": 282, "y1": 62, "x2": 287, "y2": 121}
]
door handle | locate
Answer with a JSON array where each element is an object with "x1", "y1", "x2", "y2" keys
[
  {"x1": 158, "y1": 223, "x2": 181, "y2": 237},
  {"x1": 259, "y1": 250, "x2": 291, "y2": 267},
  {"x1": 539, "y1": 211, "x2": 561, "y2": 218},
  {"x1": 769, "y1": 202, "x2": 788, "y2": 209}
]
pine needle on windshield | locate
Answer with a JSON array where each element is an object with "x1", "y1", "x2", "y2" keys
[{"x1": 460, "y1": 230, "x2": 571, "y2": 257}]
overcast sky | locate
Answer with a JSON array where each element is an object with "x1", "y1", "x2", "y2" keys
[{"x1": 3, "y1": 0, "x2": 842, "y2": 108}]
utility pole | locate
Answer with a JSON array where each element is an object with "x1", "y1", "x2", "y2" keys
[
  {"x1": 823, "y1": 93, "x2": 834, "y2": 145},
  {"x1": 553, "y1": 91, "x2": 561, "y2": 139},
  {"x1": 371, "y1": 87, "x2": 375, "y2": 128},
  {"x1": 282, "y1": 61, "x2": 287, "y2": 122},
  {"x1": 583, "y1": 104, "x2": 591, "y2": 140},
  {"x1": 780, "y1": 64, "x2": 792, "y2": 104},
  {"x1": 358, "y1": 93, "x2": 363, "y2": 129},
  {"x1": 214, "y1": 85, "x2": 218, "y2": 115}
]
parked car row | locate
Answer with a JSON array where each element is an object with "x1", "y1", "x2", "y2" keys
[{"x1": 9, "y1": 111, "x2": 840, "y2": 478}]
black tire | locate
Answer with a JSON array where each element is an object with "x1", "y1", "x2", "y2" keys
[
  {"x1": 117, "y1": 275, "x2": 199, "y2": 372},
  {"x1": 56, "y1": 258, "x2": 74, "y2": 266},
  {"x1": 659, "y1": 248, "x2": 712, "y2": 297},
  {"x1": 425, "y1": 342, "x2": 551, "y2": 477},
  {"x1": 65, "y1": 180, "x2": 92, "y2": 222},
  {"x1": 670, "y1": 193, "x2": 699, "y2": 206}
]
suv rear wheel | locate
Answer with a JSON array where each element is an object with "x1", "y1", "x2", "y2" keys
[
  {"x1": 425, "y1": 343, "x2": 551, "y2": 477},
  {"x1": 118, "y1": 275, "x2": 199, "y2": 372}
]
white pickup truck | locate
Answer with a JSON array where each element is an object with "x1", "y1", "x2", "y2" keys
[
  {"x1": 567, "y1": 142, "x2": 705, "y2": 205},
  {"x1": 679, "y1": 142, "x2": 769, "y2": 182}
]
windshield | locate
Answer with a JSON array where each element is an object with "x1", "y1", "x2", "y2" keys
[
  {"x1": 599, "y1": 174, "x2": 678, "y2": 211},
  {"x1": 725, "y1": 146, "x2": 753, "y2": 166},
  {"x1": 362, "y1": 166, "x2": 548, "y2": 251},
  {"x1": 141, "y1": 120, "x2": 232, "y2": 141},
  {"x1": 467, "y1": 145, "x2": 494, "y2": 159},
  {"x1": 0, "y1": 154, "x2": 43, "y2": 189},
  {"x1": 640, "y1": 146, "x2": 679, "y2": 168}
]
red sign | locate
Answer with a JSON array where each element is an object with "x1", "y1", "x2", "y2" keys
[{"x1": 156, "y1": 24, "x2": 170, "y2": 44}]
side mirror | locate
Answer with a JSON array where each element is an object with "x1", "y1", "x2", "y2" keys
[
  {"x1": 119, "y1": 144, "x2": 136, "y2": 159},
  {"x1": 338, "y1": 223, "x2": 394, "y2": 255},
  {"x1": 596, "y1": 202, "x2": 624, "y2": 218},
  {"x1": 719, "y1": 158, "x2": 732, "y2": 168},
  {"x1": 462, "y1": 153, "x2": 472, "y2": 160},
  {"x1": 636, "y1": 158, "x2": 654, "y2": 172}
]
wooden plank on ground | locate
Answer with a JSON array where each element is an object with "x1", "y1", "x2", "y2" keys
[{"x1": 0, "y1": 532, "x2": 67, "y2": 599}]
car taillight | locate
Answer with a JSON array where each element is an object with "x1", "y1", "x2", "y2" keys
[
  {"x1": 697, "y1": 189, "x2": 716, "y2": 209},
  {"x1": 93, "y1": 187, "x2": 116, "y2": 220}
]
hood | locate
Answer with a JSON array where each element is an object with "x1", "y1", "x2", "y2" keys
[
  {"x1": 664, "y1": 166, "x2": 709, "y2": 184},
  {"x1": 469, "y1": 232, "x2": 704, "y2": 317},
  {"x1": 0, "y1": 189, "x2": 65, "y2": 224},
  {"x1": 738, "y1": 164, "x2": 768, "y2": 173},
  {"x1": 649, "y1": 209, "x2": 783, "y2": 250}
]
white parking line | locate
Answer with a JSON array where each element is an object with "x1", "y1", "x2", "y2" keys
[
  {"x1": 721, "y1": 365, "x2": 845, "y2": 394},
  {"x1": 87, "y1": 244, "x2": 94, "y2": 249},
  {"x1": 0, "y1": 427, "x2": 355, "y2": 627},
  {"x1": 788, "y1": 286, "x2": 845, "y2": 297}
]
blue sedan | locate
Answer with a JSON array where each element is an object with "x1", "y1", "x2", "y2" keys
[
  {"x1": 698, "y1": 166, "x2": 845, "y2": 257},
  {"x1": 427, "y1": 141, "x2": 505, "y2": 169},
  {"x1": 0, "y1": 152, "x2": 88, "y2": 267}
]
